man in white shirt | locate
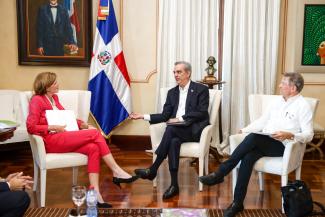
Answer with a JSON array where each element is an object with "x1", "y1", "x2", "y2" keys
[
  {"x1": 199, "y1": 72, "x2": 313, "y2": 217},
  {"x1": 130, "y1": 61, "x2": 209, "y2": 200}
]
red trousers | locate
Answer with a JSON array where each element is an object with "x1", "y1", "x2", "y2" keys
[{"x1": 44, "y1": 129, "x2": 110, "y2": 173}]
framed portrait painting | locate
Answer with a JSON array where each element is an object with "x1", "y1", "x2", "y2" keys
[
  {"x1": 17, "y1": 0, "x2": 92, "y2": 66},
  {"x1": 301, "y1": 4, "x2": 325, "y2": 66}
]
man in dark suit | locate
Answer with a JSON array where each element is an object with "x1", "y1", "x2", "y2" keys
[
  {"x1": 37, "y1": 0, "x2": 78, "y2": 56},
  {"x1": 0, "y1": 172, "x2": 33, "y2": 217},
  {"x1": 130, "y1": 61, "x2": 209, "y2": 199}
]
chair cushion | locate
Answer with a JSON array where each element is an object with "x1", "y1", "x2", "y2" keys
[
  {"x1": 180, "y1": 142, "x2": 201, "y2": 158},
  {"x1": 46, "y1": 153, "x2": 88, "y2": 169},
  {"x1": 254, "y1": 156, "x2": 283, "y2": 175}
]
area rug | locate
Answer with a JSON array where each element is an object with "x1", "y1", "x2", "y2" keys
[{"x1": 24, "y1": 208, "x2": 325, "y2": 217}]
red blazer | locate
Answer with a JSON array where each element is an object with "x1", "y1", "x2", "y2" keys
[{"x1": 26, "y1": 94, "x2": 83, "y2": 138}]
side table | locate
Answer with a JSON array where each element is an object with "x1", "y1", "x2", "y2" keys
[
  {"x1": 0, "y1": 128, "x2": 16, "y2": 142},
  {"x1": 306, "y1": 123, "x2": 325, "y2": 159}
]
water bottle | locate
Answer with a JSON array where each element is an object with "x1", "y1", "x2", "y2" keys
[{"x1": 86, "y1": 186, "x2": 98, "y2": 217}]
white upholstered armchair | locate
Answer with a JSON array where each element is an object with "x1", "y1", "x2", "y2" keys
[
  {"x1": 20, "y1": 90, "x2": 90, "y2": 207},
  {"x1": 0, "y1": 90, "x2": 29, "y2": 145},
  {"x1": 150, "y1": 88, "x2": 222, "y2": 191},
  {"x1": 230, "y1": 94, "x2": 319, "y2": 210}
]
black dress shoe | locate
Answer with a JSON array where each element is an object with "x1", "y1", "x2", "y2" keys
[
  {"x1": 97, "y1": 201, "x2": 112, "y2": 208},
  {"x1": 162, "y1": 185, "x2": 179, "y2": 200},
  {"x1": 199, "y1": 171, "x2": 224, "y2": 186},
  {"x1": 112, "y1": 176, "x2": 138, "y2": 188},
  {"x1": 134, "y1": 168, "x2": 157, "y2": 180},
  {"x1": 223, "y1": 202, "x2": 244, "y2": 217}
]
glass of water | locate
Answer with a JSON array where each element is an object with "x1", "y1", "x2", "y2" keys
[{"x1": 72, "y1": 185, "x2": 86, "y2": 216}]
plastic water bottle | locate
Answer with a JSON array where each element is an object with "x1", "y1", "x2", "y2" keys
[{"x1": 86, "y1": 186, "x2": 98, "y2": 217}]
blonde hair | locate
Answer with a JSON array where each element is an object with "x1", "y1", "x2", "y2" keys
[{"x1": 33, "y1": 72, "x2": 57, "y2": 95}]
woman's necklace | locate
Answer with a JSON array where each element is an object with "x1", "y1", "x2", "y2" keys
[{"x1": 46, "y1": 95, "x2": 56, "y2": 108}]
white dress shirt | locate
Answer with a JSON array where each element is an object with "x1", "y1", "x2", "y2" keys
[
  {"x1": 241, "y1": 94, "x2": 314, "y2": 144},
  {"x1": 51, "y1": 7, "x2": 57, "y2": 24},
  {"x1": 144, "y1": 81, "x2": 190, "y2": 121}
]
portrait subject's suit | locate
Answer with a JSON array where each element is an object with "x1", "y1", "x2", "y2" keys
[
  {"x1": 0, "y1": 182, "x2": 30, "y2": 217},
  {"x1": 150, "y1": 81, "x2": 209, "y2": 171},
  {"x1": 37, "y1": 4, "x2": 75, "y2": 56}
]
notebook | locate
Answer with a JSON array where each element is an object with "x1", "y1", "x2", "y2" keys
[{"x1": 45, "y1": 110, "x2": 79, "y2": 131}]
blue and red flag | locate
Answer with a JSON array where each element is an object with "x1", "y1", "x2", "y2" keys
[
  {"x1": 88, "y1": 0, "x2": 131, "y2": 137},
  {"x1": 63, "y1": 0, "x2": 80, "y2": 44}
]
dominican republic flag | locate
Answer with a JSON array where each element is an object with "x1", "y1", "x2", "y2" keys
[
  {"x1": 88, "y1": 0, "x2": 131, "y2": 137},
  {"x1": 63, "y1": 0, "x2": 80, "y2": 44}
]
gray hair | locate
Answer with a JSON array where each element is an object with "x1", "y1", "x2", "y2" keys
[
  {"x1": 283, "y1": 72, "x2": 304, "y2": 93},
  {"x1": 174, "y1": 61, "x2": 192, "y2": 73}
]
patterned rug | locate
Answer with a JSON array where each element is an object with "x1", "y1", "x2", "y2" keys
[{"x1": 24, "y1": 208, "x2": 325, "y2": 217}]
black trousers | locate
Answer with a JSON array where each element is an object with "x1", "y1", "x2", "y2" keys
[
  {"x1": 155, "y1": 125, "x2": 200, "y2": 171},
  {"x1": 0, "y1": 190, "x2": 30, "y2": 217},
  {"x1": 219, "y1": 133, "x2": 285, "y2": 203}
]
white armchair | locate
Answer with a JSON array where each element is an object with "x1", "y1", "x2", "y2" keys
[
  {"x1": 230, "y1": 94, "x2": 319, "y2": 210},
  {"x1": 150, "y1": 88, "x2": 222, "y2": 191},
  {"x1": 0, "y1": 90, "x2": 28, "y2": 145},
  {"x1": 20, "y1": 90, "x2": 91, "y2": 207}
]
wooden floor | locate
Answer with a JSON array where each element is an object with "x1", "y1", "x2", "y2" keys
[{"x1": 0, "y1": 145, "x2": 325, "y2": 210}]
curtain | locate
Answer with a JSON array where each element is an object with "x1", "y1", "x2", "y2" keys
[
  {"x1": 156, "y1": 0, "x2": 219, "y2": 110},
  {"x1": 220, "y1": 0, "x2": 281, "y2": 154}
]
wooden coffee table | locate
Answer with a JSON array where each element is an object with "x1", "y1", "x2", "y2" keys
[{"x1": 0, "y1": 128, "x2": 16, "y2": 142}]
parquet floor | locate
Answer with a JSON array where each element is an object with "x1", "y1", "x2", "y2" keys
[{"x1": 0, "y1": 144, "x2": 324, "y2": 210}]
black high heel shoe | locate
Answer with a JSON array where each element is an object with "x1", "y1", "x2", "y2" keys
[{"x1": 112, "y1": 176, "x2": 138, "y2": 188}]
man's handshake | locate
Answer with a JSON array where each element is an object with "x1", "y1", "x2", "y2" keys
[{"x1": 129, "y1": 112, "x2": 144, "y2": 120}]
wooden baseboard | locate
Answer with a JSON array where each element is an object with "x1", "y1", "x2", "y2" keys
[
  {"x1": 0, "y1": 141, "x2": 30, "y2": 151},
  {"x1": 110, "y1": 135, "x2": 151, "y2": 151}
]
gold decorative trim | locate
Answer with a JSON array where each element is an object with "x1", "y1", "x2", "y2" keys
[
  {"x1": 89, "y1": 112, "x2": 129, "y2": 139},
  {"x1": 130, "y1": 70, "x2": 157, "y2": 83},
  {"x1": 305, "y1": 82, "x2": 325, "y2": 85},
  {"x1": 281, "y1": 0, "x2": 288, "y2": 75},
  {"x1": 119, "y1": 0, "x2": 158, "y2": 83}
]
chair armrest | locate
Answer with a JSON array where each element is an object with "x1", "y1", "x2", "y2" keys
[
  {"x1": 29, "y1": 134, "x2": 47, "y2": 169},
  {"x1": 281, "y1": 140, "x2": 306, "y2": 175},
  {"x1": 149, "y1": 123, "x2": 166, "y2": 150},
  {"x1": 229, "y1": 134, "x2": 248, "y2": 154},
  {"x1": 199, "y1": 125, "x2": 213, "y2": 156}
]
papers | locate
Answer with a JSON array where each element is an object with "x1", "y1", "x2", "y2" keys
[
  {"x1": 166, "y1": 121, "x2": 189, "y2": 126},
  {"x1": 252, "y1": 131, "x2": 272, "y2": 136},
  {"x1": 161, "y1": 209, "x2": 207, "y2": 217},
  {"x1": 45, "y1": 110, "x2": 79, "y2": 131},
  {"x1": 0, "y1": 120, "x2": 19, "y2": 129}
]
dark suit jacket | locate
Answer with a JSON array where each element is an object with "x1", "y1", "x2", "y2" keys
[
  {"x1": 150, "y1": 81, "x2": 209, "y2": 139},
  {"x1": 0, "y1": 182, "x2": 9, "y2": 192},
  {"x1": 37, "y1": 3, "x2": 75, "y2": 55},
  {"x1": 0, "y1": 182, "x2": 30, "y2": 217}
]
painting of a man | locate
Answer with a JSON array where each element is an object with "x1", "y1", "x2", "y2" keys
[{"x1": 37, "y1": 0, "x2": 78, "y2": 56}]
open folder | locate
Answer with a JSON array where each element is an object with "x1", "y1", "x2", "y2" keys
[{"x1": 45, "y1": 110, "x2": 79, "y2": 131}]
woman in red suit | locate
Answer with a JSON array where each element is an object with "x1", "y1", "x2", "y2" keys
[{"x1": 26, "y1": 72, "x2": 137, "y2": 208}]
